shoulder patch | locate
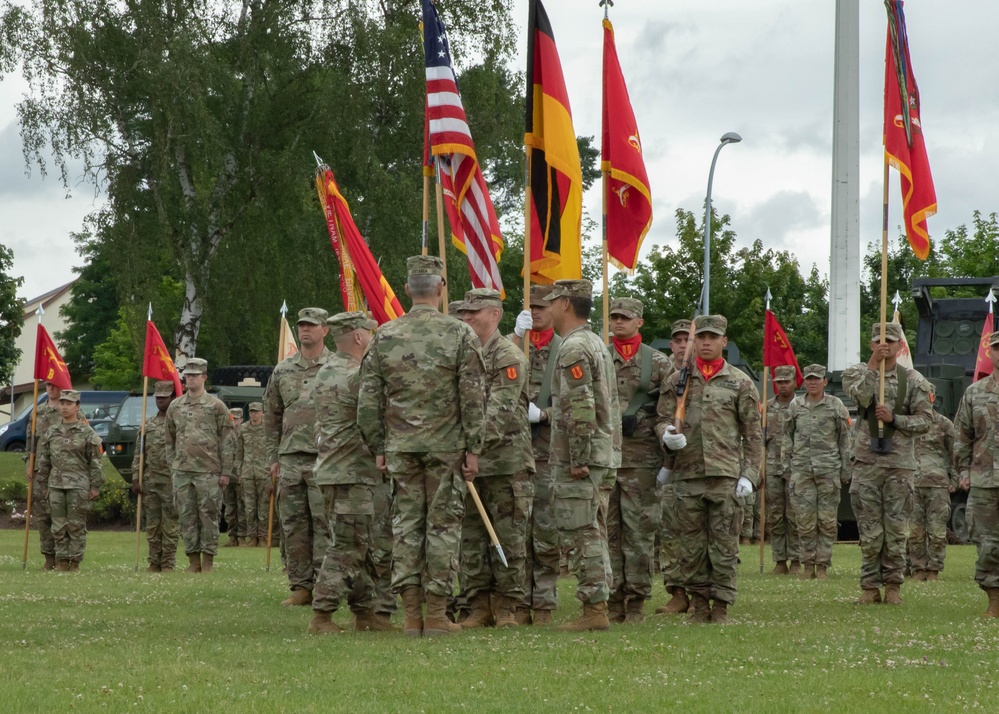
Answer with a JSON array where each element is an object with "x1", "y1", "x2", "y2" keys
[{"x1": 506, "y1": 366, "x2": 519, "y2": 381}]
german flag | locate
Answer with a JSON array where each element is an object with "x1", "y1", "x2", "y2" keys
[{"x1": 525, "y1": 0, "x2": 582, "y2": 284}]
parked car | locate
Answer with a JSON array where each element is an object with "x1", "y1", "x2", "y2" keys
[{"x1": 0, "y1": 391, "x2": 129, "y2": 452}]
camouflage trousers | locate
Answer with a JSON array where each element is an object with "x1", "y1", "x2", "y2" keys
[
  {"x1": 143, "y1": 475, "x2": 179, "y2": 569},
  {"x1": 371, "y1": 479, "x2": 396, "y2": 614},
  {"x1": 553, "y1": 465, "x2": 614, "y2": 605},
  {"x1": 790, "y1": 469, "x2": 839, "y2": 567},
  {"x1": 313, "y1": 483, "x2": 381, "y2": 613},
  {"x1": 278, "y1": 454, "x2": 329, "y2": 592},
  {"x1": 908, "y1": 486, "x2": 950, "y2": 573},
  {"x1": 849, "y1": 465, "x2": 913, "y2": 589},
  {"x1": 173, "y1": 470, "x2": 223, "y2": 556},
  {"x1": 33, "y1": 479, "x2": 55, "y2": 556},
  {"x1": 659, "y1": 482, "x2": 683, "y2": 593},
  {"x1": 49, "y1": 487, "x2": 91, "y2": 563},
  {"x1": 739, "y1": 492, "x2": 760, "y2": 540},
  {"x1": 766, "y1": 472, "x2": 799, "y2": 563},
  {"x1": 386, "y1": 451, "x2": 466, "y2": 598},
  {"x1": 242, "y1": 471, "x2": 271, "y2": 541},
  {"x1": 673, "y1": 477, "x2": 742, "y2": 605},
  {"x1": 967, "y1": 487, "x2": 999, "y2": 590},
  {"x1": 607, "y1": 467, "x2": 661, "y2": 603},
  {"x1": 524, "y1": 457, "x2": 560, "y2": 612},
  {"x1": 460, "y1": 471, "x2": 532, "y2": 601},
  {"x1": 222, "y1": 480, "x2": 247, "y2": 540}
]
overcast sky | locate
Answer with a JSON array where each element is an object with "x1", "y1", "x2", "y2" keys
[{"x1": 2, "y1": 0, "x2": 997, "y2": 301}]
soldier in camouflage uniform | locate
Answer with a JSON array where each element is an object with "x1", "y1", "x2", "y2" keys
[
  {"x1": 307, "y1": 312, "x2": 398, "y2": 634},
  {"x1": 165, "y1": 358, "x2": 235, "y2": 574},
  {"x1": 222, "y1": 407, "x2": 247, "y2": 546},
  {"x1": 606, "y1": 298, "x2": 673, "y2": 624},
  {"x1": 457, "y1": 289, "x2": 534, "y2": 629},
  {"x1": 130, "y1": 381, "x2": 180, "y2": 572},
  {"x1": 782, "y1": 364, "x2": 852, "y2": 580},
  {"x1": 908, "y1": 389, "x2": 956, "y2": 581},
  {"x1": 264, "y1": 307, "x2": 333, "y2": 606},
  {"x1": 235, "y1": 402, "x2": 270, "y2": 546},
  {"x1": 955, "y1": 331, "x2": 999, "y2": 616},
  {"x1": 543, "y1": 279, "x2": 620, "y2": 632},
  {"x1": 35, "y1": 390, "x2": 104, "y2": 571},
  {"x1": 843, "y1": 322, "x2": 932, "y2": 605},
  {"x1": 766, "y1": 365, "x2": 800, "y2": 575},
  {"x1": 358, "y1": 255, "x2": 485, "y2": 637},
  {"x1": 656, "y1": 315, "x2": 762, "y2": 624}
]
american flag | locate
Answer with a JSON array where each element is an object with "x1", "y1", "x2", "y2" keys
[{"x1": 422, "y1": 0, "x2": 504, "y2": 296}]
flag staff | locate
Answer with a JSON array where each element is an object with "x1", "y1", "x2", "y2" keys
[
  {"x1": 876, "y1": 156, "x2": 890, "y2": 449},
  {"x1": 522, "y1": 152, "x2": 532, "y2": 357},
  {"x1": 21, "y1": 306, "x2": 45, "y2": 570},
  {"x1": 133, "y1": 304, "x2": 152, "y2": 573},
  {"x1": 433, "y1": 159, "x2": 451, "y2": 313},
  {"x1": 759, "y1": 288, "x2": 771, "y2": 574},
  {"x1": 422, "y1": 167, "x2": 432, "y2": 257},
  {"x1": 599, "y1": 0, "x2": 613, "y2": 345},
  {"x1": 266, "y1": 301, "x2": 289, "y2": 573}
]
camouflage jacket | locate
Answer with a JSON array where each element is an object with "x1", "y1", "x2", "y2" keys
[
  {"x1": 25, "y1": 402, "x2": 82, "y2": 462},
  {"x1": 313, "y1": 352, "x2": 381, "y2": 487},
  {"x1": 914, "y1": 410, "x2": 956, "y2": 489},
  {"x1": 765, "y1": 396, "x2": 795, "y2": 477},
  {"x1": 954, "y1": 374, "x2": 999, "y2": 488},
  {"x1": 781, "y1": 393, "x2": 852, "y2": 480},
  {"x1": 842, "y1": 363, "x2": 932, "y2": 470},
  {"x1": 234, "y1": 422, "x2": 268, "y2": 481},
  {"x1": 131, "y1": 413, "x2": 170, "y2": 482},
  {"x1": 165, "y1": 391, "x2": 235, "y2": 476},
  {"x1": 264, "y1": 347, "x2": 332, "y2": 462},
  {"x1": 610, "y1": 344, "x2": 674, "y2": 469},
  {"x1": 479, "y1": 332, "x2": 534, "y2": 477},
  {"x1": 522, "y1": 334, "x2": 560, "y2": 462},
  {"x1": 549, "y1": 325, "x2": 621, "y2": 469},
  {"x1": 655, "y1": 361, "x2": 763, "y2": 485},
  {"x1": 35, "y1": 420, "x2": 104, "y2": 491},
  {"x1": 358, "y1": 304, "x2": 485, "y2": 455}
]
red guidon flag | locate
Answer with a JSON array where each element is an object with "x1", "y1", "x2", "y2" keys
[
  {"x1": 33, "y1": 324, "x2": 72, "y2": 389},
  {"x1": 143, "y1": 321, "x2": 183, "y2": 396},
  {"x1": 525, "y1": 0, "x2": 582, "y2": 284},
  {"x1": 974, "y1": 308, "x2": 996, "y2": 383},
  {"x1": 884, "y1": 1, "x2": 936, "y2": 260},
  {"x1": 764, "y1": 310, "x2": 803, "y2": 392},
  {"x1": 601, "y1": 18, "x2": 652, "y2": 272}
]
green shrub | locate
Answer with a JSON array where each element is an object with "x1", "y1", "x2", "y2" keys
[
  {"x1": 91, "y1": 479, "x2": 136, "y2": 524},
  {"x1": 0, "y1": 478, "x2": 27, "y2": 501}
]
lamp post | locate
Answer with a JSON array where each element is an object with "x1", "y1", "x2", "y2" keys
[{"x1": 702, "y1": 131, "x2": 742, "y2": 315}]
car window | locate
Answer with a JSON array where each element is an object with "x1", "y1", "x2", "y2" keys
[{"x1": 114, "y1": 397, "x2": 157, "y2": 428}]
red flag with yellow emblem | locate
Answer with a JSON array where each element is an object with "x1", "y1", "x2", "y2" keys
[
  {"x1": 33, "y1": 324, "x2": 72, "y2": 390},
  {"x1": 143, "y1": 321, "x2": 183, "y2": 397},
  {"x1": 763, "y1": 310, "x2": 803, "y2": 392},
  {"x1": 973, "y1": 307, "x2": 996, "y2": 383}
]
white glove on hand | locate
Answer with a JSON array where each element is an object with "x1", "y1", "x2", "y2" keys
[
  {"x1": 656, "y1": 468, "x2": 672, "y2": 486},
  {"x1": 514, "y1": 309, "x2": 534, "y2": 337},
  {"x1": 661, "y1": 425, "x2": 687, "y2": 451},
  {"x1": 736, "y1": 477, "x2": 753, "y2": 497},
  {"x1": 528, "y1": 402, "x2": 542, "y2": 424}
]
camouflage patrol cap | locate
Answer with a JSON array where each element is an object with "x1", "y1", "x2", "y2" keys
[
  {"x1": 609, "y1": 298, "x2": 643, "y2": 319},
  {"x1": 670, "y1": 319, "x2": 692, "y2": 337},
  {"x1": 182, "y1": 357, "x2": 208, "y2": 375},
  {"x1": 529, "y1": 284, "x2": 553, "y2": 308},
  {"x1": 248, "y1": 402, "x2": 263, "y2": 412},
  {"x1": 327, "y1": 311, "x2": 378, "y2": 338},
  {"x1": 297, "y1": 307, "x2": 329, "y2": 326},
  {"x1": 229, "y1": 407, "x2": 243, "y2": 417},
  {"x1": 407, "y1": 254, "x2": 444, "y2": 277},
  {"x1": 871, "y1": 322, "x2": 903, "y2": 343},
  {"x1": 693, "y1": 314, "x2": 727, "y2": 336},
  {"x1": 461, "y1": 288, "x2": 503, "y2": 312},
  {"x1": 989, "y1": 330, "x2": 999, "y2": 348},
  {"x1": 448, "y1": 300, "x2": 466, "y2": 314},
  {"x1": 773, "y1": 365, "x2": 797, "y2": 382},
  {"x1": 153, "y1": 380, "x2": 175, "y2": 397},
  {"x1": 58, "y1": 389, "x2": 81, "y2": 403},
  {"x1": 543, "y1": 279, "x2": 593, "y2": 301},
  {"x1": 803, "y1": 364, "x2": 827, "y2": 379}
]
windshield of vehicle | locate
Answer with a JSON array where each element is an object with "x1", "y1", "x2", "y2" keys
[{"x1": 113, "y1": 396, "x2": 158, "y2": 429}]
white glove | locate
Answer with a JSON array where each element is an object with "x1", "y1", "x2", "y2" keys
[
  {"x1": 528, "y1": 402, "x2": 542, "y2": 424},
  {"x1": 656, "y1": 468, "x2": 672, "y2": 486},
  {"x1": 736, "y1": 477, "x2": 753, "y2": 497},
  {"x1": 514, "y1": 309, "x2": 534, "y2": 337},
  {"x1": 661, "y1": 425, "x2": 687, "y2": 451}
]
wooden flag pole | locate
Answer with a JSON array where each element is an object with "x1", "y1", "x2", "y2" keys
[
  {"x1": 467, "y1": 480, "x2": 508, "y2": 568},
  {"x1": 265, "y1": 484, "x2": 276, "y2": 573},
  {"x1": 877, "y1": 158, "x2": 890, "y2": 444},
  {"x1": 133, "y1": 376, "x2": 150, "y2": 573},
  {"x1": 759, "y1": 366, "x2": 769, "y2": 574},
  {"x1": 523, "y1": 147, "x2": 533, "y2": 356},
  {"x1": 421, "y1": 171, "x2": 431, "y2": 257},
  {"x1": 433, "y1": 160, "x2": 451, "y2": 313},
  {"x1": 21, "y1": 377, "x2": 40, "y2": 570},
  {"x1": 602, "y1": 168, "x2": 610, "y2": 345}
]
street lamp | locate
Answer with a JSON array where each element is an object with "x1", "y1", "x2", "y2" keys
[{"x1": 702, "y1": 131, "x2": 742, "y2": 315}]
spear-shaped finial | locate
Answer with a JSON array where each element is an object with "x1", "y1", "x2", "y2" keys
[
  {"x1": 313, "y1": 151, "x2": 324, "y2": 169},
  {"x1": 147, "y1": 303, "x2": 153, "y2": 321},
  {"x1": 892, "y1": 290, "x2": 902, "y2": 314},
  {"x1": 765, "y1": 287, "x2": 772, "y2": 311},
  {"x1": 35, "y1": 305, "x2": 44, "y2": 323},
  {"x1": 600, "y1": 0, "x2": 614, "y2": 19},
  {"x1": 280, "y1": 300, "x2": 289, "y2": 317},
  {"x1": 986, "y1": 288, "x2": 996, "y2": 315}
]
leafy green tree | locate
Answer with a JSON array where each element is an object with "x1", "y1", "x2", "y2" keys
[
  {"x1": 91, "y1": 308, "x2": 141, "y2": 390},
  {"x1": 0, "y1": 245, "x2": 24, "y2": 387}
]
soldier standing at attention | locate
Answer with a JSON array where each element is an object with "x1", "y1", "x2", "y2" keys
[
  {"x1": 235, "y1": 403, "x2": 269, "y2": 546},
  {"x1": 131, "y1": 381, "x2": 180, "y2": 572},
  {"x1": 843, "y1": 322, "x2": 932, "y2": 605},
  {"x1": 606, "y1": 298, "x2": 673, "y2": 624},
  {"x1": 544, "y1": 279, "x2": 620, "y2": 632},
  {"x1": 510, "y1": 285, "x2": 562, "y2": 626},
  {"x1": 782, "y1": 364, "x2": 852, "y2": 581},
  {"x1": 766, "y1": 366, "x2": 801, "y2": 575},
  {"x1": 908, "y1": 387, "x2": 956, "y2": 582},
  {"x1": 166, "y1": 358, "x2": 235, "y2": 573},
  {"x1": 223, "y1": 407, "x2": 246, "y2": 547},
  {"x1": 954, "y1": 330, "x2": 999, "y2": 616},
  {"x1": 458, "y1": 288, "x2": 534, "y2": 629},
  {"x1": 35, "y1": 389, "x2": 104, "y2": 572},
  {"x1": 357, "y1": 255, "x2": 485, "y2": 637},
  {"x1": 655, "y1": 315, "x2": 762, "y2": 624},
  {"x1": 264, "y1": 308, "x2": 333, "y2": 606}
]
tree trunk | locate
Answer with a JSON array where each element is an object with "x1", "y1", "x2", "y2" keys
[{"x1": 174, "y1": 272, "x2": 204, "y2": 364}]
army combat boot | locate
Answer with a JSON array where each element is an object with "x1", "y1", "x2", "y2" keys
[
  {"x1": 910, "y1": 570, "x2": 926, "y2": 582},
  {"x1": 201, "y1": 554, "x2": 214, "y2": 573},
  {"x1": 401, "y1": 587, "x2": 424, "y2": 637},
  {"x1": 185, "y1": 553, "x2": 202, "y2": 574},
  {"x1": 307, "y1": 611, "x2": 343, "y2": 635},
  {"x1": 656, "y1": 587, "x2": 689, "y2": 615},
  {"x1": 281, "y1": 588, "x2": 313, "y2": 607},
  {"x1": 624, "y1": 598, "x2": 645, "y2": 624},
  {"x1": 67, "y1": 561, "x2": 80, "y2": 572},
  {"x1": 855, "y1": 588, "x2": 882, "y2": 605},
  {"x1": 708, "y1": 601, "x2": 729, "y2": 624},
  {"x1": 815, "y1": 566, "x2": 829, "y2": 581},
  {"x1": 925, "y1": 571, "x2": 939, "y2": 581},
  {"x1": 43, "y1": 554, "x2": 56, "y2": 571},
  {"x1": 687, "y1": 594, "x2": 711, "y2": 624},
  {"x1": 145, "y1": 564, "x2": 161, "y2": 573},
  {"x1": 460, "y1": 592, "x2": 495, "y2": 629},
  {"x1": 493, "y1": 596, "x2": 518, "y2": 629},
  {"x1": 982, "y1": 589, "x2": 999, "y2": 618},
  {"x1": 608, "y1": 597, "x2": 627, "y2": 624},
  {"x1": 556, "y1": 602, "x2": 610, "y2": 632},
  {"x1": 532, "y1": 610, "x2": 553, "y2": 626},
  {"x1": 799, "y1": 564, "x2": 816, "y2": 581},
  {"x1": 788, "y1": 560, "x2": 801, "y2": 575},
  {"x1": 514, "y1": 605, "x2": 532, "y2": 626},
  {"x1": 353, "y1": 609, "x2": 399, "y2": 632},
  {"x1": 772, "y1": 561, "x2": 789, "y2": 575},
  {"x1": 424, "y1": 593, "x2": 462, "y2": 636},
  {"x1": 54, "y1": 559, "x2": 70, "y2": 572},
  {"x1": 883, "y1": 583, "x2": 903, "y2": 605}
]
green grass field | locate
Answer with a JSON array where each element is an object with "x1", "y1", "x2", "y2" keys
[{"x1": 1, "y1": 532, "x2": 995, "y2": 713}]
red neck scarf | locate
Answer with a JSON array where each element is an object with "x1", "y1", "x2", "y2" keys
[
  {"x1": 696, "y1": 356, "x2": 725, "y2": 381},
  {"x1": 612, "y1": 334, "x2": 643, "y2": 361},
  {"x1": 529, "y1": 328, "x2": 554, "y2": 349}
]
